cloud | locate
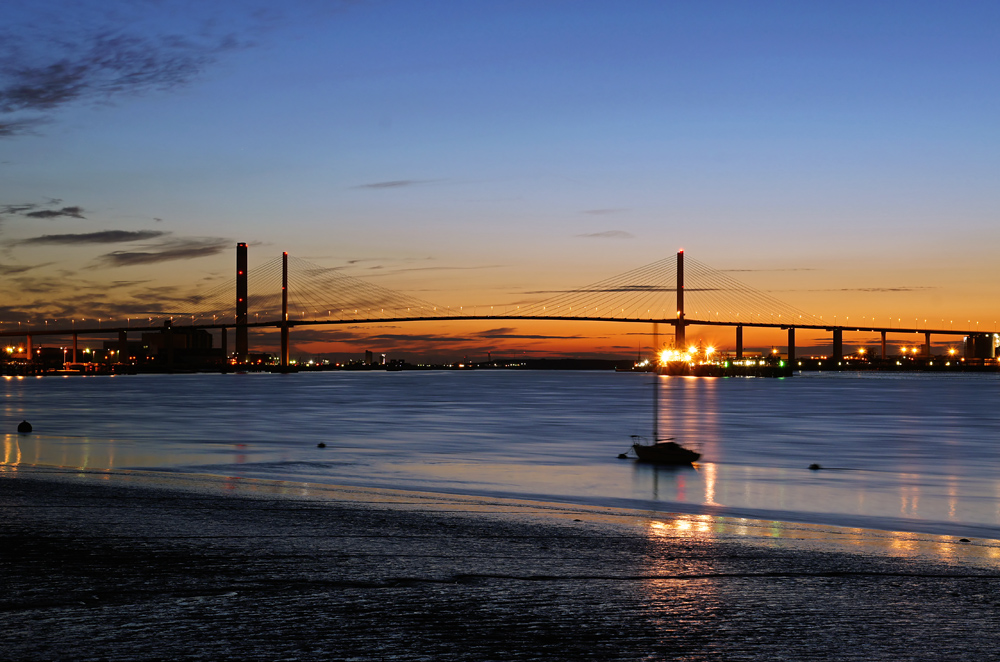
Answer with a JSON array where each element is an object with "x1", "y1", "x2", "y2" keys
[
  {"x1": 847, "y1": 286, "x2": 934, "y2": 293},
  {"x1": 94, "y1": 237, "x2": 228, "y2": 267},
  {"x1": 576, "y1": 230, "x2": 634, "y2": 239},
  {"x1": 786, "y1": 286, "x2": 935, "y2": 293},
  {"x1": 523, "y1": 285, "x2": 685, "y2": 295},
  {"x1": 285, "y1": 327, "x2": 580, "y2": 346},
  {"x1": 581, "y1": 209, "x2": 628, "y2": 215},
  {"x1": 725, "y1": 268, "x2": 817, "y2": 272},
  {"x1": 352, "y1": 179, "x2": 437, "y2": 189},
  {"x1": 0, "y1": 263, "x2": 41, "y2": 275},
  {"x1": 19, "y1": 230, "x2": 166, "y2": 246},
  {"x1": 0, "y1": 202, "x2": 86, "y2": 220},
  {"x1": 0, "y1": 117, "x2": 44, "y2": 137},
  {"x1": 346, "y1": 256, "x2": 434, "y2": 265},
  {"x1": 473, "y1": 327, "x2": 583, "y2": 340},
  {"x1": 371, "y1": 264, "x2": 503, "y2": 276},
  {"x1": 0, "y1": 5, "x2": 253, "y2": 138},
  {"x1": 0, "y1": 203, "x2": 40, "y2": 216},
  {"x1": 24, "y1": 206, "x2": 86, "y2": 219}
]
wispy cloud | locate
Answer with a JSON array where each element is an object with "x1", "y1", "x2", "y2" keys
[
  {"x1": 0, "y1": 201, "x2": 86, "y2": 222},
  {"x1": 346, "y1": 256, "x2": 434, "y2": 265},
  {"x1": 94, "y1": 237, "x2": 228, "y2": 267},
  {"x1": 523, "y1": 285, "x2": 698, "y2": 295},
  {"x1": 352, "y1": 179, "x2": 439, "y2": 189},
  {"x1": 783, "y1": 286, "x2": 935, "y2": 293},
  {"x1": 18, "y1": 230, "x2": 164, "y2": 246},
  {"x1": 473, "y1": 327, "x2": 583, "y2": 340},
  {"x1": 370, "y1": 264, "x2": 503, "y2": 275},
  {"x1": 575, "y1": 230, "x2": 634, "y2": 239},
  {"x1": 0, "y1": 262, "x2": 44, "y2": 275},
  {"x1": 0, "y1": 204, "x2": 37, "y2": 216},
  {"x1": 0, "y1": 3, "x2": 260, "y2": 138},
  {"x1": 24, "y1": 206, "x2": 86, "y2": 219},
  {"x1": 725, "y1": 268, "x2": 817, "y2": 272},
  {"x1": 581, "y1": 208, "x2": 628, "y2": 215},
  {"x1": 846, "y1": 286, "x2": 934, "y2": 293},
  {"x1": 0, "y1": 117, "x2": 44, "y2": 137}
]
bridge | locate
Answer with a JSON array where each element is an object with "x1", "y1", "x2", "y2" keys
[{"x1": 1, "y1": 243, "x2": 995, "y2": 367}]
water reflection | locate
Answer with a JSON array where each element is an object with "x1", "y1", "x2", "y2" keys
[
  {"x1": 2, "y1": 435, "x2": 20, "y2": 471},
  {"x1": 3, "y1": 371, "x2": 1000, "y2": 539},
  {"x1": 642, "y1": 511, "x2": 1000, "y2": 566},
  {"x1": 631, "y1": 462, "x2": 700, "y2": 503},
  {"x1": 702, "y1": 462, "x2": 718, "y2": 506}
]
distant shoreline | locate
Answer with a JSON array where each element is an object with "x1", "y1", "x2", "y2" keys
[{"x1": 5, "y1": 354, "x2": 999, "y2": 376}]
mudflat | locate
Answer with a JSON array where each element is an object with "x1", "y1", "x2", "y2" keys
[{"x1": 2, "y1": 468, "x2": 1000, "y2": 661}]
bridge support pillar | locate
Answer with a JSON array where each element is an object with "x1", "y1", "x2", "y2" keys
[
  {"x1": 832, "y1": 328, "x2": 843, "y2": 360},
  {"x1": 735, "y1": 325, "x2": 743, "y2": 359},
  {"x1": 25, "y1": 335, "x2": 32, "y2": 363},
  {"x1": 220, "y1": 328, "x2": 228, "y2": 366},
  {"x1": 924, "y1": 332, "x2": 931, "y2": 358},
  {"x1": 72, "y1": 333, "x2": 78, "y2": 364},
  {"x1": 236, "y1": 242, "x2": 248, "y2": 364},
  {"x1": 881, "y1": 331, "x2": 887, "y2": 362},
  {"x1": 787, "y1": 327, "x2": 796, "y2": 364},
  {"x1": 164, "y1": 321, "x2": 174, "y2": 369},
  {"x1": 118, "y1": 330, "x2": 127, "y2": 363}
]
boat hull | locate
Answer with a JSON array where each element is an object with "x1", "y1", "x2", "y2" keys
[{"x1": 632, "y1": 441, "x2": 700, "y2": 464}]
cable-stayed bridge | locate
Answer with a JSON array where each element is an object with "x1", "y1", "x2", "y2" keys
[{"x1": 1, "y1": 244, "x2": 994, "y2": 366}]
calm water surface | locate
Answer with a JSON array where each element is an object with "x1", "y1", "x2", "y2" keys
[{"x1": 4, "y1": 370, "x2": 1000, "y2": 538}]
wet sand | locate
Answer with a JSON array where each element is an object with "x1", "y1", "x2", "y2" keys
[{"x1": 3, "y1": 468, "x2": 1000, "y2": 660}]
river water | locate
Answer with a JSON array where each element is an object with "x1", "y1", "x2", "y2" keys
[{"x1": 3, "y1": 370, "x2": 1000, "y2": 539}]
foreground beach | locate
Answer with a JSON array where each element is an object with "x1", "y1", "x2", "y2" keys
[{"x1": 3, "y1": 468, "x2": 1000, "y2": 660}]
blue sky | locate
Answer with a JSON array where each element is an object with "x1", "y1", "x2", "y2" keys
[{"x1": 1, "y1": 0, "x2": 998, "y2": 358}]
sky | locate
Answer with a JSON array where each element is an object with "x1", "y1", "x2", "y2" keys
[{"x1": 1, "y1": 0, "x2": 998, "y2": 362}]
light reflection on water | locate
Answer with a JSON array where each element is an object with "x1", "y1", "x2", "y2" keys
[{"x1": 3, "y1": 370, "x2": 1000, "y2": 538}]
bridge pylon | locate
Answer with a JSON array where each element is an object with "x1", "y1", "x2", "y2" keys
[
  {"x1": 675, "y1": 249, "x2": 686, "y2": 348},
  {"x1": 236, "y1": 242, "x2": 248, "y2": 363},
  {"x1": 281, "y1": 251, "x2": 289, "y2": 367}
]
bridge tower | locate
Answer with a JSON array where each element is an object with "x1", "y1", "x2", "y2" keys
[
  {"x1": 675, "y1": 249, "x2": 686, "y2": 348},
  {"x1": 235, "y1": 242, "x2": 248, "y2": 363},
  {"x1": 281, "y1": 251, "x2": 289, "y2": 367}
]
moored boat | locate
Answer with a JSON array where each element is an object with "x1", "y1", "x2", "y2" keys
[
  {"x1": 631, "y1": 438, "x2": 700, "y2": 464},
  {"x1": 623, "y1": 359, "x2": 701, "y2": 464}
]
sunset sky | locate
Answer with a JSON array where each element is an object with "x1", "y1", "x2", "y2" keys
[{"x1": 2, "y1": 1, "x2": 998, "y2": 361}]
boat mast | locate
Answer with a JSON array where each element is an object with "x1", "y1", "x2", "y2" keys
[{"x1": 652, "y1": 372, "x2": 659, "y2": 441}]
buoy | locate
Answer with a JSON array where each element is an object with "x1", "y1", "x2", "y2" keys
[
  {"x1": 17, "y1": 420, "x2": 32, "y2": 434},
  {"x1": 808, "y1": 463, "x2": 821, "y2": 471},
  {"x1": 617, "y1": 453, "x2": 628, "y2": 459},
  {"x1": 317, "y1": 442, "x2": 326, "y2": 448}
]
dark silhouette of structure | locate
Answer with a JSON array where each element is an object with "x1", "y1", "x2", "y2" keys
[{"x1": 1, "y1": 244, "x2": 996, "y2": 371}]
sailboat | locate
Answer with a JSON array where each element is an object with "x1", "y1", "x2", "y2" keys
[{"x1": 630, "y1": 371, "x2": 700, "y2": 464}]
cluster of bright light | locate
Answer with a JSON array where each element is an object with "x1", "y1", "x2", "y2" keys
[
  {"x1": 659, "y1": 349, "x2": 691, "y2": 364},
  {"x1": 658, "y1": 345, "x2": 715, "y2": 365}
]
